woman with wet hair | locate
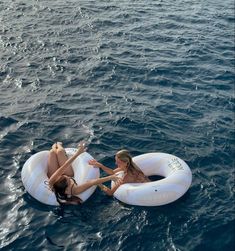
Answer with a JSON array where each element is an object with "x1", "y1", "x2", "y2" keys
[
  {"x1": 48, "y1": 142, "x2": 119, "y2": 205},
  {"x1": 89, "y1": 149, "x2": 150, "y2": 196}
]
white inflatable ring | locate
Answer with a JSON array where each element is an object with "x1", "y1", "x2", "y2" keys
[
  {"x1": 112, "y1": 153, "x2": 192, "y2": 206},
  {"x1": 21, "y1": 148, "x2": 100, "y2": 206}
]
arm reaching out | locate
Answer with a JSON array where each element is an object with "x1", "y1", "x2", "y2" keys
[
  {"x1": 88, "y1": 159, "x2": 115, "y2": 175},
  {"x1": 72, "y1": 174, "x2": 121, "y2": 195}
]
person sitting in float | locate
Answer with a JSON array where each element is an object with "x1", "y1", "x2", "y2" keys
[
  {"x1": 48, "y1": 142, "x2": 119, "y2": 204},
  {"x1": 89, "y1": 149, "x2": 150, "y2": 195}
]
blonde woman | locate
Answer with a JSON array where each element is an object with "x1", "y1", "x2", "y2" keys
[{"x1": 89, "y1": 150, "x2": 150, "y2": 196}]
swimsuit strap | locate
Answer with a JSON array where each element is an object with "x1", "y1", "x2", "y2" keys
[
  {"x1": 70, "y1": 177, "x2": 77, "y2": 195},
  {"x1": 70, "y1": 177, "x2": 77, "y2": 185}
]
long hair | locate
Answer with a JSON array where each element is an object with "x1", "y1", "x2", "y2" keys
[
  {"x1": 116, "y1": 149, "x2": 144, "y2": 175},
  {"x1": 52, "y1": 176, "x2": 82, "y2": 205},
  {"x1": 53, "y1": 176, "x2": 68, "y2": 204}
]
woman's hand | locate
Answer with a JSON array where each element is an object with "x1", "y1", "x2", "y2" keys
[
  {"x1": 98, "y1": 175, "x2": 123, "y2": 196},
  {"x1": 77, "y1": 141, "x2": 87, "y2": 154},
  {"x1": 88, "y1": 159, "x2": 102, "y2": 168},
  {"x1": 52, "y1": 143, "x2": 57, "y2": 151},
  {"x1": 89, "y1": 160, "x2": 115, "y2": 175}
]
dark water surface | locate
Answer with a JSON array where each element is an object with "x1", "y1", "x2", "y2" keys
[{"x1": 0, "y1": 0, "x2": 234, "y2": 250}]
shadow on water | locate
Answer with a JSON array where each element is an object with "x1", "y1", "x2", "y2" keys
[{"x1": 22, "y1": 193, "x2": 57, "y2": 213}]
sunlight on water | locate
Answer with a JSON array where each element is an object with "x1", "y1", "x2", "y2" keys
[{"x1": 0, "y1": 0, "x2": 234, "y2": 250}]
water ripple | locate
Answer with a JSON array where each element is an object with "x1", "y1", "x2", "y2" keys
[{"x1": 0, "y1": 0, "x2": 234, "y2": 250}]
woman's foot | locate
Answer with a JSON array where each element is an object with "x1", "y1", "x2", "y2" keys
[
  {"x1": 52, "y1": 143, "x2": 57, "y2": 152},
  {"x1": 56, "y1": 142, "x2": 64, "y2": 151}
]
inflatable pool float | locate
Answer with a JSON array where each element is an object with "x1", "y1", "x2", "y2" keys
[
  {"x1": 21, "y1": 148, "x2": 100, "y2": 206},
  {"x1": 112, "y1": 153, "x2": 192, "y2": 206}
]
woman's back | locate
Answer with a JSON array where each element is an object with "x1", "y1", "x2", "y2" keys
[{"x1": 123, "y1": 169, "x2": 150, "y2": 183}]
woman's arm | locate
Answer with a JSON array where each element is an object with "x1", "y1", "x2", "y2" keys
[
  {"x1": 89, "y1": 159, "x2": 115, "y2": 175},
  {"x1": 49, "y1": 142, "x2": 86, "y2": 187},
  {"x1": 98, "y1": 179, "x2": 123, "y2": 196},
  {"x1": 72, "y1": 174, "x2": 120, "y2": 195}
]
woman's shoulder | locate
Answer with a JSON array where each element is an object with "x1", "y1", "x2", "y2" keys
[{"x1": 114, "y1": 167, "x2": 123, "y2": 173}]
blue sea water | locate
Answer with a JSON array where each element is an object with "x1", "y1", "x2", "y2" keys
[{"x1": 0, "y1": 0, "x2": 234, "y2": 250}]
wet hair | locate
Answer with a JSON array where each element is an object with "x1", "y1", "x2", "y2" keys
[
  {"x1": 116, "y1": 149, "x2": 144, "y2": 175},
  {"x1": 52, "y1": 176, "x2": 82, "y2": 205},
  {"x1": 53, "y1": 176, "x2": 68, "y2": 204}
]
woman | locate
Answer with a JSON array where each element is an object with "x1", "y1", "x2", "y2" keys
[
  {"x1": 48, "y1": 142, "x2": 119, "y2": 205},
  {"x1": 88, "y1": 149, "x2": 150, "y2": 196}
]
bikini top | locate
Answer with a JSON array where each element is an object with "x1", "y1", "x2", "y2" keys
[{"x1": 56, "y1": 176, "x2": 82, "y2": 205}]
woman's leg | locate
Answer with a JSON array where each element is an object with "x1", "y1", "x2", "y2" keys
[
  {"x1": 56, "y1": 143, "x2": 74, "y2": 177},
  {"x1": 47, "y1": 144, "x2": 60, "y2": 178}
]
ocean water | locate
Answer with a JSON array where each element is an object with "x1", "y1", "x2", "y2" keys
[{"x1": 0, "y1": 0, "x2": 234, "y2": 250}]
